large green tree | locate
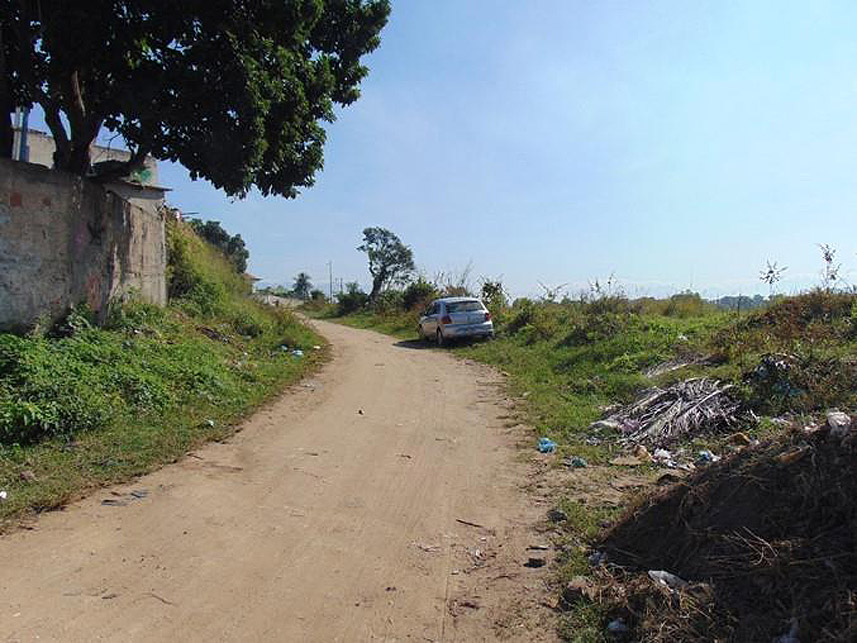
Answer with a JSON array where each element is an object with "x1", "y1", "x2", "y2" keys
[
  {"x1": 0, "y1": 0, "x2": 389, "y2": 197},
  {"x1": 358, "y1": 227, "x2": 414, "y2": 303}
]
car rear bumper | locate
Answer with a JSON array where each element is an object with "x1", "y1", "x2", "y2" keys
[{"x1": 442, "y1": 322, "x2": 494, "y2": 338}]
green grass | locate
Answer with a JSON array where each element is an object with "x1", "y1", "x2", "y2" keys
[
  {"x1": 320, "y1": 310, "x2": 415, "y2": 339},
  {"x1": 0, "y1": 220, "x2": 325, "y2": 525}
]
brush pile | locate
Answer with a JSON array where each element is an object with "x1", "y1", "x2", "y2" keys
[
  {"x1": 594, "y1": 378, "x2": 742, "y2": 447},
  {"x1": 591, "y1": 422, "x2": 857, "y2": 641}
]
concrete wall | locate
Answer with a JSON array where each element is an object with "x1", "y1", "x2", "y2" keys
[{"x1": 0, "y1": 158, "x2": 167, "y2": 332}]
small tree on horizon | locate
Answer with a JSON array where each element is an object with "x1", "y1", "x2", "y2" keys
[
  {"x1": 819, "y1": 244, "x2": 842, "y2": 292},
  {"x1": 759, "y1": 260, "x2": 787, "y2": 297},
  {"x1": 293, "y1": 272, "x2": 312, "y2": 300},
  {"x1": 357, "y1": 227, "x2": 415, "y2": 303}
]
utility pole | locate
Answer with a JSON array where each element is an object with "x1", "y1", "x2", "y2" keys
[
  {"x1": 327, "y1": 261, "x2": 333, "y2": 302},
  {"x1": 339, "y1": 278, "x2": 343, "y2": 296}
]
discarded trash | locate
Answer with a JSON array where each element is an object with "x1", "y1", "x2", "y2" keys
[
  {"x1": 538, "y1": 437, "x2": 557, "y2": 453},
  {"x1": 291, "y1": 349, "x2": 304, "y2": 358},
  {"x1": 528, "y1": 544, "x2": 550, "y2": 551},
  {"x1": 312, "y1": 345, "x2": 322, "y2": 350},
  {"x1": 562, "y1": 456, "x2": 588, "y2": 468},
  {"x1": 588, "y1": 551, "x2": 608, "y2": 566},
  {"x1": 205, "y1": 419, "x2": 215, "y2": 428},
  {"x1": 606, "y1": 618, "x2": 628, "y2": 634},
  {"x1": 651, "y1": 447, "x2": 687, "y2": 469},
  {"x1": 0, "y1": 490, "x2": 7, "y2": 502},
  {"x1": 648, "y1": 569, "x2": 689, "y2": 591},
  {"x1": 524, "y1": 557, "x2": 546, "y2": 568},
  {"x1": 101, "y1": 498, "x2": 128, "y2": 507},
  {"x1": 803, "y1": 422, "x2": 821, "y2": 436},
  {"x1": 547, "y1": 508, "x2": 568, "y2": 523},
  {"x1": 279, "y1": 345, "x2": 289, "y2": 352},
  {"x1": 585, "y1": 436, "x2": 602, "y2": 446},
  {"x1": 130, "y1": 489, "x2": 149, "y2": 499},
  {"x1": 730, "y1": 431, "x2": 752, "y2": 445},
  {"x1": 357, "y1": 409, "x2": 364, "y2": 415},
  {"x1": 696, "y1": 450, "x2": 721, "y2": 465},
  {"x1": 826, "y1": 410, "x2": 851, "y2": 439}
]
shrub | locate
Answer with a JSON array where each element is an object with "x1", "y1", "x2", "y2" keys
[
  {"x1": 337, "y1": 282, "x2": 369, "y2": 315},
  {"x1": 505, "y1": 299, "x2": 536, "y2": 335},
  {"x1": 403, "y1": 278, "x2": 438, "y2": 311},
  {"x1": 372, "y1": 289, "x2": 404, "y2": 314}
]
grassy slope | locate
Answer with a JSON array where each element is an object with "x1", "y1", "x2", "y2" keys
[{"x1": 0, "y1": 220, "x2": 325, "y2": 525}]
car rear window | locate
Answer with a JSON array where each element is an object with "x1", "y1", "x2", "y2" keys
[{"x1": 446, "y1": 301, "x2": 484, "y2": 313}]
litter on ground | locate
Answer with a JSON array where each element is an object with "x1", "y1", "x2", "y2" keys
[
  {"x1": 562, "y1": 456, "x2": 588, "y2": 468},
  {"x1": 538, "y1": 437, "x2": 557, "y2": 453}
]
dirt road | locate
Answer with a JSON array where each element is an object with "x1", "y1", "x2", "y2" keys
[{"x1": 1, "y1": 320, "x2": 554, "y2": 642}]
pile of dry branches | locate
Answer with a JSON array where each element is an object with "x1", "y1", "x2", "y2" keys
[
  {"x1": 599, "y1": 378, "x2": 742, "y2": 447},
  {"x1": 595, "y1": 427, "x2": 857, "y2": 640}
]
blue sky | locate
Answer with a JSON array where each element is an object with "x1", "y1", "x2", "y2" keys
[{"x1": 38, "y1": 2, "x2": 857, "y2": 297}]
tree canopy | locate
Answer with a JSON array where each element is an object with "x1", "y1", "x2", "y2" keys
[
  {"x1": 357, "y1": 227, "x2": 414, "y2": 303},
  {"x1": 0, "y1": 0, "x2": 390, "y2": 197}
]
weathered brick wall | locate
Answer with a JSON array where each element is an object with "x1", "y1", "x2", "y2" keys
[{"x1": 0, "y1": 158, "x2": 167, "y2": 332}]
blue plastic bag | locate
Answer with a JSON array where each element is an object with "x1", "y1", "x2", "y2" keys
[{"x1": 538, "y1": 437, "x2": 557, "y2": 453}]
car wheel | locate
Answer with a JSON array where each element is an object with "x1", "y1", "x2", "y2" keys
[{"x1": 436, "y1": 329, "x2": 445, "y2": 347}]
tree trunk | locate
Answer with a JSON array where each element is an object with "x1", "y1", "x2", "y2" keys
[
  {"x1": 41, "y1": 99, "x2": 71, "y2": 169},
  {"x1": 67, "y1": 140, "x2": 92, "y2": 174},
  {"x1": 369, "y1": 274, "x2": 384, "y2": 303},
  {"x1": 60, "y1": 70, "x2": 100, "y2": 175}
]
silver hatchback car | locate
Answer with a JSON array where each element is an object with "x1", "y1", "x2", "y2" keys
[{"x1": 418, "y1": 297, "x2": 494, "y2": 345}]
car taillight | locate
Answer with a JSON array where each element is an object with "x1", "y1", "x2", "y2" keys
[
  {"x1": 484, "y1": 312, "x2": 491, "y2": 321},
  {"x1": 441, "y1": 315, "x2": 452, "y2": 325}
]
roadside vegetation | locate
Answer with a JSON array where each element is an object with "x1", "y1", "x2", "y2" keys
[
  {"x1": 0, "y1": 217, "x2": 323, "y2": 526},
  {"x1": 312, "y1": 237, "x2": 857, "y2": 641}
]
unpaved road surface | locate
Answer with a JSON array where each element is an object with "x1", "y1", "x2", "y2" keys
[{"x1": 1, "y1": 321, "x2": 555, "y2": 642}]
